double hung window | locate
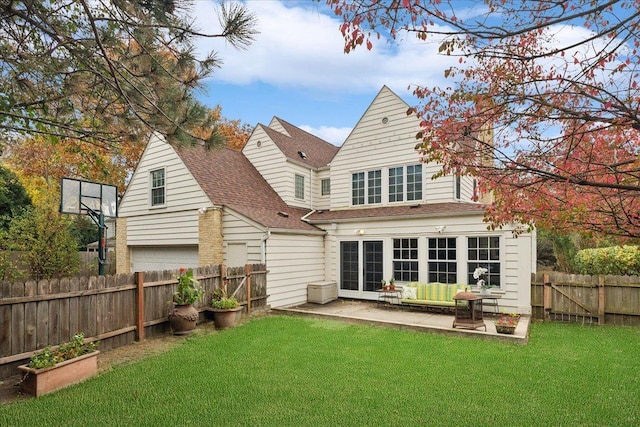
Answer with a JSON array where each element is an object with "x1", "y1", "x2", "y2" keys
[{"x1": 150, "y1": 168, "x2": 165, "y2": 206}]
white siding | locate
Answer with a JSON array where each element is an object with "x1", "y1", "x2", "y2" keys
[
  {"x1": 330, "y1": 86, "x2": 470, "y2": 209},
  {"x1": 127, "y1": 210, "x2": 200, "y2": 245},
  {"x1": 242, "y1": 126, "x2": 291, "y2": 203},
  {"x1": 287, "y1": 161, "x2": 315, "y2": 209},
  {"x1": 119, "y1": 134, "x2": 211, "y2": 245},
  {"x1": 222, "y1": 209, "x2": 265, "y2": 265},
  {"x1": 315, "y1": 169, "x2": 331, "y2": 211},
  {"x1": 317, "y1": 214, "x2": 532, "y2": 314},
  {"x1": 265, "y1": 233, "x2": 326, "y2": 308},
  {"x1": 267, "y1": 117, "x2": 290, "y2": 136},
  {"x1": 130, "y1": 246, "x2": 198, "y2": 272}
]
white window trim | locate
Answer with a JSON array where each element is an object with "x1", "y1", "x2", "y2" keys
[
  {"x1": 295, "y1": 173, "x2": 305, "y2": 200},
  {"x1": 149, "y1": 167, "x2": 166, "y2": 208}
]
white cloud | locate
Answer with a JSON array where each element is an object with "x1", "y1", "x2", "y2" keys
[
  {"x1": 298, "y1": 125, "x2": 351, "y2": 146},
  {"x1": 193, "y1": 0, "x2": 458, "y2": 96}
]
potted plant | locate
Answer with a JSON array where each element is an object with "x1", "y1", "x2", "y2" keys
[
  {"x1": 473, "y1": 267, "x2": 492, "y2": 295},
  {"x1": 208, "y1": 288, "x2": 243, "y2": 329},
  {"x1": 18, "y1": 333, "x2": 99, "y2": 397},
  {"x1": 168, "y1": 267, "x2": 204, "y2": 335},
  {"x1": 495, "y1": 313, "x2": 520, "y2": 334}
]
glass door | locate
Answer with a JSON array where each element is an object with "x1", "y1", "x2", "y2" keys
[{"x1": 340, "y1": 240, "x2": 383, "y2": 297}]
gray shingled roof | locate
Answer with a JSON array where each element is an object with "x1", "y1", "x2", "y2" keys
[{"x1": 175, "y1": 145, "x2": 320, "y2": 232}]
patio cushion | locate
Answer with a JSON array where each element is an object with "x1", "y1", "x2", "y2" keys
[{"x1": 401, "y1": 282, "x2": 467, "y2": 306}]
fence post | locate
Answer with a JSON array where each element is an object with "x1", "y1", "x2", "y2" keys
[
  {"x1": 221, "y1": 264, "x2": 227, "y2": 294},
  {"x1": 245, "y1": 264, "x2": 252, "y2": 314},
  {"x1": 598, "y1": 275, "x2": 605, "y2": 325},
  {"x1": 135, "y1": 272, "x2": 145, "y2": 341},
  {"x1": 543, "y1": 273, "x2": 551, "y2": 320}
]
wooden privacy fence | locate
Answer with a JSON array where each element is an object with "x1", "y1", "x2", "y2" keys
[
  {"x1": 0, "y1": 263, "x2": 267, "y2": 380},
  {"x1": 531, "y1": 272, "x2": 640, "y2": 326}
]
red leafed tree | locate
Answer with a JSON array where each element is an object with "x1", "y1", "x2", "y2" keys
[{"x1": 325, "y1": 0, "x2": 640, "y2": 238}]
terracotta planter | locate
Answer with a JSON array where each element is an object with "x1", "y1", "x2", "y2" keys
[
  {"x1": 18, "y1": 351, "x2": 100, "y2": 397},
  {"x1": 209, "y1": 306, "x2": 243, "y2": 329},
  {"x1": 168, "y1": 304, "x2": 199, "y2": 335}
]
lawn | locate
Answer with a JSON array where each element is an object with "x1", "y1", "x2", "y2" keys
[{"x1": 1, "y1": 316, "x2": 639, "y2": 426}]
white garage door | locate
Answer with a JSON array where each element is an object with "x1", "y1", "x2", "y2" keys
[{"x1": 130, "y1": 246, "x2": 199, "y2": 272}]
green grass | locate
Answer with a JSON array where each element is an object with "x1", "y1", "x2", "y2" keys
[{"x1": 1, "y1": 316, "x2": 639, "y2": 426}]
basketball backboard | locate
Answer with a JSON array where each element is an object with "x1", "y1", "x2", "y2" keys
[{"x1": 60, "y1": 178, "x2": 117, "y2": 218}]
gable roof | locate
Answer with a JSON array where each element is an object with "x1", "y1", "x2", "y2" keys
[
  {"x1": 175, "y1": 145, "x2": 320, "y2": 232},
  {"x1": 262, "y1": 117, "x2": 339, "y2": 168}
]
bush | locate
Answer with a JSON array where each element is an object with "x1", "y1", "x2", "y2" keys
[{"x1": 574, "y1": 245, "x2": 640, "y2": 276}]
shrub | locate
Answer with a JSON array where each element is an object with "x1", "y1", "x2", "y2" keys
[{"x1": 574, "y1": 245, "x2": 640, "y2": 276}]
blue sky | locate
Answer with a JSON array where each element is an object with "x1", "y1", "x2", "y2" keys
[{"x1": 192, "y1": 0, "x2": 463, "y2": 145}]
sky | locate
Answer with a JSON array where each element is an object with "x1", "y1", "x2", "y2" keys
[{"x1": 191, "y1": 0, "x2": 464, "y2": 146}]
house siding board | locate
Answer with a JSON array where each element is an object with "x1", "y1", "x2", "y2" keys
[
  {"x1": 127, "y1": 211, "x2": 200, "y2": 245},
  {"x1": 267, "y1": 117, "x2": 289, "y2": 136},
  {"x1": 287, "y1": 161, "x2": 314, "y2": 208},
  {"x1": 330, "y1": 86, "x2": 457, "y2": 210},
  {"x1": 222, "y1": 210, "x2": 264, "y2": 265},
  {"x1": 243, "y1": 126, "x2": 290, "y2": 203},
  {"x1": 119, "y1": 135, "x2": 210, "y2": 217},
  {"x1": 315, "y1": 169, "x2": 331, "y2": 211},
  {"x1": 265, "y1": 233, "x2": 325, "y2": 308}
]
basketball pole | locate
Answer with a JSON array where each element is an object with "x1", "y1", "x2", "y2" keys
[
  {"x1": 84, "y1": 205, "x2": 107, "y2": 276},
  {"x1": 98, "y1": 211, "x2": 106, "y2": 276}
]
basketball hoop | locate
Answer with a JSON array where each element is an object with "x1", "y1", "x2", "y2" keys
[{"x1": 60, "y1": 178, "x2": 118, "y2": 275}]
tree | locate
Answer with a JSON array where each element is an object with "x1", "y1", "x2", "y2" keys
[
  {"x1": 198, "y1": 106, "x2": 253, "y2": 151},
  {"x1": 0, "y1": 205, "x2": 80, "y2": 280},
  {"x1": 325, "y1": 0, "x2": 640, "y2": 238},
  {"x1": 0, "y1": 1, "x2": 257, "y2": 151},
  {"x1": 0, "y1": 163, "x2": 32, "y2": 230}
]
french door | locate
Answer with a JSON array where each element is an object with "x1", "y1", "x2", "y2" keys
[{"x1": 340, "y1": 240, "x2": 383, "y2": 298}]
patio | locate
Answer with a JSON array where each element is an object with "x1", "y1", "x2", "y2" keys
[{"x1": 273, "y1": 299, "x2": 530, "y2": 344}]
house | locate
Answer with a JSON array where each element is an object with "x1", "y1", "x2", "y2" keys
[{"x1": 116, "y1": 86, "x2": 535, "y2": 313}]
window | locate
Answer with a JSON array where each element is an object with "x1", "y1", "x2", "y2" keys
[
  {"x1": 150, "y1": 168, "x2": 165, "y2": 206},
  {"x1": 295, "y1": 174, "x2": 305, "y2": 200},
  {"x1": 407, "y1": 164, "x2": 422, "y2": 201},
  {"x1": 352, "y1": 172, "x2": 365, "y2": 205},
  {"x1": 321, "y1": 178, "x2": 331, "y2": 196},
  {"x1": 352, "y1": 170, "x2": 381, "y2": 205},
  {"x1": 389, "y1": 167, "x2": 404, "y2": 202},
  {"x1": 428, "y1": 238, "x2": 457, "y2": 284},
  {"x1": 455, "y1": 175, "x2": 461, "y2": 200},
  {"x1": 368, "y1": 170, "x2": 381, "y2": 204},
  {"x1": 393, "y1": 238, "x2": 418, "y2": 282},
  {"x1": 467, "y1": 236, "x2": 501, "y2": 287}
]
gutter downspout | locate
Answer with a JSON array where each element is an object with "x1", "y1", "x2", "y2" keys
[
  {"x1": 260, "y1": 229, "x2": 271, "y2": 264},
  {"x1": 301, "y1": 209, "x2": 316, "y2": 223}
]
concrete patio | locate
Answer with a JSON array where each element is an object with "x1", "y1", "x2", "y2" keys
[{"x1": 273, "y1": 299, "x2": 530, "y2": 344}]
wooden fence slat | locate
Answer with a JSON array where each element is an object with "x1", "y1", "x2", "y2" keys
[{"x1": 1, "y1": 264, "x2": 265, "y2": 379}]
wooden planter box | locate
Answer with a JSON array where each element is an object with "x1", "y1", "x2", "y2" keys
[
  {"x1": 18, "y1": 351, "x2": 100, "y2": 397},
  {"x1": 495, "y1": 324, "x2": 517, "y2": 334}
]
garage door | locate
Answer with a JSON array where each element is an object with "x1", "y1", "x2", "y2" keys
[{"x1": 130, "y1": 246, "x2": 199, "y2": 272}]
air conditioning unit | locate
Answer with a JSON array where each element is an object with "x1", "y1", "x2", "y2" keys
[{"x1": 307, "y1": 281, "x2": 338, "y2": 304}]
